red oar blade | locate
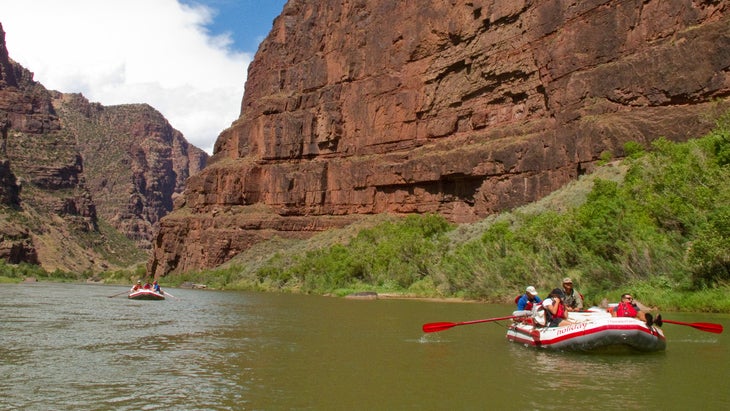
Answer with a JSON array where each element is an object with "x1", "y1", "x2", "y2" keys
[
  {"x1": 662, "y1": 319, "x2": 724, "y2": 334},
  {"x1": 422, "y1": 322, "x2": 457, "y2": 333},
  {"x1": 693, "y1": 323, "x2": 724, "y2": 334}
]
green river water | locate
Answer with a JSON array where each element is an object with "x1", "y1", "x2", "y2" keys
[{"x1": 1, "y1": 282, "x2": 728, "y2": 410}]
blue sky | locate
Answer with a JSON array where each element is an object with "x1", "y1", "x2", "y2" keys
[
  {"x1": 1, "y1": 0, "x2": 289, "y2": 154},
  {"x1": 181, "y1": 0, "x2": 288, "y2": 53}
]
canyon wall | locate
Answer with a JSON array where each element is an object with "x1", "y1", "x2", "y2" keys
[{"x1": 150, "y1": 0, "x2": 730, "y2": 277}]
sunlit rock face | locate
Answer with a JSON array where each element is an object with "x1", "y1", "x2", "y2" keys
[{"x1": 149, "y1": 0, "x2": 730, "y2": 277}]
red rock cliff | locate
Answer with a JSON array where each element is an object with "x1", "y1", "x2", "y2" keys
[
  {"x1": 0, "y1": 23, "x2": 94, "y2": 268},
  {"x1": 149, "y1": 0, "x2": 730, "y2": 278}
]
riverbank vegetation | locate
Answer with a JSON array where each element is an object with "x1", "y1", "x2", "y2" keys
[{"x1": 0, "y1": 260, "x2": 147, "y2": 285}]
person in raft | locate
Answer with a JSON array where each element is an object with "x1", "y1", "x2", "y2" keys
[
  {"x1": 516, "y1": 286, "x2": 542, "y2": 311},
  {"x1": 611, "y1": 293, "x2": 662, "y2": 327},
  {"x1": 153, "y1": 280, "x2": 161, "y2": 293},
  {"x1": 131, "y1": 280, "x2": 142, "y2": 291},
  {"x1": 560, "y1": 277, "x2": 584, "y2": 312},
  {"x1": 541, "y1": 288, "x2": 573, "y2": 327}
]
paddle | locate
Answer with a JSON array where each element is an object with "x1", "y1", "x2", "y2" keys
[
  {"x1": 162, "y1": 290, "x2": 178, "y2": 300},
  {"x1": 422, "y1": 314, "x2": 524, "y2": 333},
  {"x1": 661, "y1": 319, "x2": 723, "y2": 334},
  {"x1": 107, "y1": 290, "x2": 130, "y2": 298}
]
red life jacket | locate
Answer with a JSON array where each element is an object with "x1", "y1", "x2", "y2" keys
[
  {"x1": 615, "y1": 301, "x2": 637, "y2": 317},
  {"x1": 541, "y1": 299, "x2": 567, "y2": 326}
]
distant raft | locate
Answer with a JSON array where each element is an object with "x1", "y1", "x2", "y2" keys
[
  {"x1": 128, "y1": 289, "x2": 166, "y2": 301},
  {"x1": 506, "y1": 308, "x2": 666, "y2": 353}
]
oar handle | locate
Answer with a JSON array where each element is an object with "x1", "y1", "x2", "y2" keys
[
  {"x1": 422, "y1": 314, "x2": 527, "y2": 333},
  {"x1": 457, "y1": 315, "x2": 523, "y2": 325}
]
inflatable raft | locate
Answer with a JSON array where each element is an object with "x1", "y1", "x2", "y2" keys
[
  {"x1": 506, "y1": 308, "x2": 666, "y2": 352},
  {"x1": 128, "y1": 289, "x2": 166, "y2": 301}
]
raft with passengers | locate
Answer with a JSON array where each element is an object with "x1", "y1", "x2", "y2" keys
[
  {"x1": 127, "y1": 280, "x2": 165, "y2": 300},
  {"x1": 422, "y1": 281, "x2": 722, "y2": 353},
  {"x1": 506, "y1": 307, "x2": 666, "y2": 352}
]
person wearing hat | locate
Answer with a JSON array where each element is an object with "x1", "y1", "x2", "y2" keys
[
  {"x1": 561, "y1": 277, "x2": 584, "y2": 312},
  {"x1": 131, "y1": 280, "x2": 142, "y2": 292},
  {"x1": 516, "y1": 286, "x2": 542, "y2": 311},
  {"x1": 540, "y1": 288, "x2": 573, "y2": 327}
]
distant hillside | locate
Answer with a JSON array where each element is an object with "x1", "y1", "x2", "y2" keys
[
  {"x1": 53, "y1": 93, "x2": 207, "y2": 250},
  {"x1": 0, "y1": 22, "x2": 207, "y2": 273}
]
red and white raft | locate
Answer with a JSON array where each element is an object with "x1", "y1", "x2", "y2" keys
[
  {"x1": 506, "y1": 308, "x2": 666, "y2": 352},
  {"x1": 128, "y1": 289, "x2": 165, "y2": 301}
]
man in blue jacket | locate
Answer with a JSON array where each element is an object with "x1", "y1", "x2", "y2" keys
[{"x1": 516, "y1": 286, "x2": 542, "y2": 310}]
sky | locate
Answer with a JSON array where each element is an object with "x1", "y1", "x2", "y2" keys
[{"x1": 0, "y1": 0, "x2": 288, "y2": 154}]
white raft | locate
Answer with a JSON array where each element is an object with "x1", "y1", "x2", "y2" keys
[
  {"x1": 506, "y1": 307, "x2": 666, "y2": 352},
  {"x1": 128, "y1": 289, "x2": 166, "y2": 301}
]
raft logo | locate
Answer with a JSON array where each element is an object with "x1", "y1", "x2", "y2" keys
[{"x1": 556, "y1": 322, "x2": 588, "y2": 336}]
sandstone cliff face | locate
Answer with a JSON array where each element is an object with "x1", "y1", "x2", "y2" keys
[
  {"x1": 0, "y1": 26, "x2": 34, "y2": 263},
  {"x1": 53, "y1": 94, "x2": 208, "y2": 249},
  {"x1": 150, "y1": 0, "x2": 730, "y2": 277}
]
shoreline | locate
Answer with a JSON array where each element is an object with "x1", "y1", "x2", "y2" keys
[
  {"x1": 12, "y1": 281, "x2": 727, "y2": 313},
  {"x1": 346, "y1": 291, "x2": 481, "y2": 303}
]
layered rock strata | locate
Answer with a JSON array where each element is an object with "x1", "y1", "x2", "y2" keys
[
  {"x1": 0, "y1": 23, "x2": 95, "y2": 270},
  {"x1": 149, "y1": 0, "x2": 730, "y2": 277}
]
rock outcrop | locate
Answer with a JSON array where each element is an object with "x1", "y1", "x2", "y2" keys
[
  {"x1": 149, "y1": 0, "x2": 730, "y2": 278},
  {"x1": 0, "y1": 23, "x2": 97, "y2": 270}
]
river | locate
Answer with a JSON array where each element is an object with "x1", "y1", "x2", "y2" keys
[{"x1": 0, "y1": 282, "x2": 728, "y2": 410}]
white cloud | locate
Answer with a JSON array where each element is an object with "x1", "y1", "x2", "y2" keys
[{"x1": 1, "y1": 0, "x2": 251, "y2": 154}]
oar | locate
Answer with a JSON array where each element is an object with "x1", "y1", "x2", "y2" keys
[
  {"x1": 107, "y1": 290, "x2": 130, "y2": 298},
  {"x1": 422, "y1": 315, "x2": 524, "y2": 333},
  {"x1": 661, "y1": 319, "x2": 723, "y2": 334},
  {"x1": 162, "y1": 290, "x2": 178, "y2": 300}
]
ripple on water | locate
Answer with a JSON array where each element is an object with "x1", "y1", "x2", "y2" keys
[{"x1": 416, "y1": 333, "x2": 450, "y2": 344}]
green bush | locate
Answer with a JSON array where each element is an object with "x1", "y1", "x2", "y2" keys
[{"x1": 253, "y1": 214, "x2": 453, "y2": 294}]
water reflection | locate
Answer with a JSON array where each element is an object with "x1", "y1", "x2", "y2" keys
[{"x1": 525, "y1": 347, "x2": 660, "y2": 379}]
